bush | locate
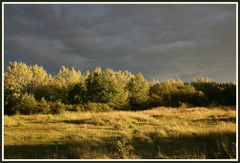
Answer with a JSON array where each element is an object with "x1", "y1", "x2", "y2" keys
[
  {"x1": 82, "y1": 103, "x2": 113, "y2": 112},
  {"x1": 35, "y1": 98, "x2": 51, "y2": 114},
  {"x1": 64, "y1": 104, "x2": 74, "y2": 111},
  {"x1": 50, "y1": 101, "x2": 65, "y2": 114},
  {"x1": 178, "y1": 102, "x2": 191, "y2": 109},
  {"x1": 11, "y1": 93, "x2": 38, "y2": 115},
  {"x1": 69, "y1": 105, "x2": 84, "y2": 112}
]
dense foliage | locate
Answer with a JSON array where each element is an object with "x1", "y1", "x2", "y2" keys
[{"x1": 4, "y1": 61, "x2": 236, "y2": 115}]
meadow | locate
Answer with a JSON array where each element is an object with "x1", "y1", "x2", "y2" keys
[{"x1": 4, "y1": 106, "x2": 236, "y2": 159}]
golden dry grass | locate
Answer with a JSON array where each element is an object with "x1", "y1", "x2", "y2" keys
[{"x1": 4, "y1": 106, "x2": 236, "y2": 159}]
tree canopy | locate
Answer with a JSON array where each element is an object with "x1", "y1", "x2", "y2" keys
[{"x1": 4, "y1": 61, "x2": 236, "y2": 115}]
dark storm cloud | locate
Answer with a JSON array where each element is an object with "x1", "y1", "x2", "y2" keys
[{"x1": 4, "y1": 4, "x2": 236, "y2": 82}]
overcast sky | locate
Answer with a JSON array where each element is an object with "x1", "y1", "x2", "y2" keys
[{"x1": 4, "y1": 4, "x2": 236, "y2": 82}]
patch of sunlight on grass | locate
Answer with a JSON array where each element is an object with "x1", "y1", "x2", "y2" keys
[{"x1": 4, "y1": 106, "x2": 236, "y2": 159}]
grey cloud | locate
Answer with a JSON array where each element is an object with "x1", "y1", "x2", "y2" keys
[{"x1": 4, "y1": 4, "x2": 236, "y2": 82}]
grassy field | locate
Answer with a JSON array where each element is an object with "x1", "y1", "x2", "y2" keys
[{"x1": 4, "y1": 106, "x2": 236, "y2": 159}]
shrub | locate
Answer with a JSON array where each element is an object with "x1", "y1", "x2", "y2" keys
[
  {"x1": 11, "y1": 93, "x2": 38, "y2": 115},
  {"x1": 50, "y1": 101, "x2": 65, "y2": 114},
  {"x1": 117, "y1": 137, "x2": 137, "y2": 159},
  {"x1": 37, "y1": 100, "x2": 73, "y2": 114},
  {"x1": 70, "y1": 105, "x2": 84, "y2": 112},
  {"x1": 65, "y1": 104, "x2": 74, "y2": 111},
  {"x1": 82, "y1": 103, "x2": 113, "y2": 112},
  {"x1": 35, "y1": 98, "x2": 51, "y2": 114},
  {"x1": 178, "y1": 102, "x2": 191, "y2": 109}
]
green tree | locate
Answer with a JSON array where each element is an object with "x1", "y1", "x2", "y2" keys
[
  {"x1": 4, "y1": 61, "x2": 33, "y2": 114},
  {"x1": 218, "y1": 82, "x2": 236, "y2": 105},
  {"x1": 114, "y1": 70, "x2": 134, "y2": 88},
  {"x1": 85, "y1": 67, "x2": 128, "y2": 108},
  {"x1": 28, "y1": 64, "x2": 52, "y2": 100},
  {"x1": 149, "y1": 79, "x2": 205, "y2": 107},
  {"x1": 127, "y1": 73, "x2": 149, "y2": 109},
  {"x1": 149, "y1": 79, "x2": 181, "y2": 106},
  {"x1": 52, "y1": 66, "x2": 83, "y2": 102},
  {"x1": 191, "y1": 77, "x2": 218, "y2": 105},
  {"x1": 67, "y1": 82, "x2": 86, "y2": 104}
]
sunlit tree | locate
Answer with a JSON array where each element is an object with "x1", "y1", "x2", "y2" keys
[
  {"x1": 127, "y1": 73, "x2": 149, "y2": 108},
  {"x1": 4, "y1": 61, "x2": 33, "y2": 114},
  {"x1": 52, "y1": 66, "x2": 83, "y2": 102},
  {"x1": 85, "y1": 67, "x2": 128, "y2": 108}
]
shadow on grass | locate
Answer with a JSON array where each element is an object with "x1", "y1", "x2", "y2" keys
[
  {"x1": 131, "y1": 132, "x2": 236, "y2": 159},
  {"x1": 4, "y1": 139, "x2": 118, "y2": 159},
  {"x1": 62, "y1": 119, "x2": 92, "y2": 125},
  {"x1": 4, "y1": 132, "x2": 236, "y2": 159},
  {"x1": 192, "y1": 115, "x2": 236, "y2": 124},
  {"x1": 29, "y1": 119, "x2": 98, "y2": 125}
]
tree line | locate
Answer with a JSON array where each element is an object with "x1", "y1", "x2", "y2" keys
[{"x1": 4, "y1": 61, "x2": 236, "y2": 115}]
